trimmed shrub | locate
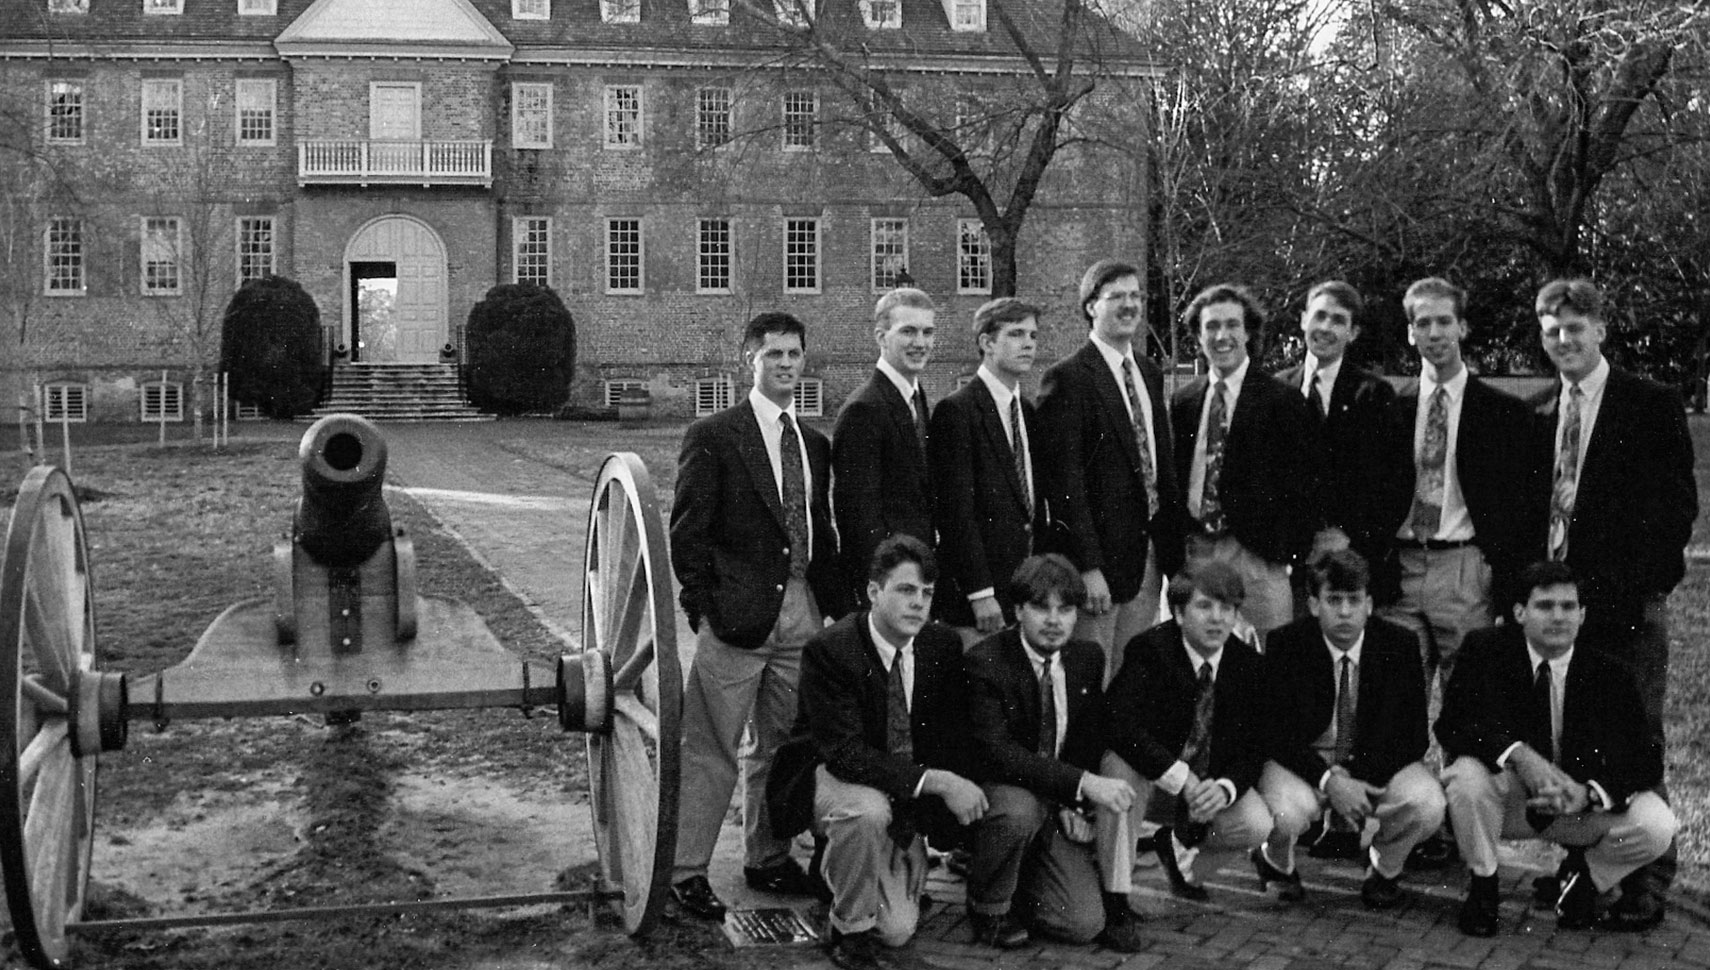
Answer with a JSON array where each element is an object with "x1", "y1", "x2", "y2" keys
[
  {"x1": 465, "y1": 283, "x2": 577, "y2": 415},
  {"x1": 220, "y1": 276, "x2": 325, "y2": 419}
]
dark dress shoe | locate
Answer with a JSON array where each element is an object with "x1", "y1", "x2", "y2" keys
[
  {"x1": 1532, "y1": 848, "x2": 1582, "y2": 904},
  {"x1": 1094, "y1": 893, "x2": 1145, "y2": 952},
  {"x1": 1555, "y1": 869, "x2": 1604, "y2": 930},
  {"x1": 1457, "y1": 875, "x2": 1500, "y2": 937},
  {"x1": 1597, "y1": 890, "x2": 1666, "y2": 932},
  {"x1": 1405, "y1": 833, "x2": 1458, "y2": 871},
  {"x1": 745, "y1": 860, "x2": 821, "y2": 897},
  {"x1": 1153, "y1": 827, "x2": 1209, "y2": 901},
  {"x1": 1250, "y1": 846, "x2": 1305, "y2": 902},
  {"x1": 670, "y1": 875, "x2": 727, "y2": 921},
  {"x1": 1361, "y1": 870, "x2": 1404, "y2": 910},
  {"x1": 968, "y1": 912, "x2": 1030, "y2": 949},
  {"x1": 826, "y1": 929, "x2": 886, "y2": 970}
]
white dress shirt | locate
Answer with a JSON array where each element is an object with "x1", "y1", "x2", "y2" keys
[
  {"x1": 1555, "y1": 356, "x2": 1610, "y2": 483},
  {"x1": 1188, "y1": 356, "x2": 1250, "y2": 520},
  {"x1": 967, "y1": 364, "x2": 1035, "y2": 603},
  {"x1": 749, "y1": 386, "x2": 814, "y2": 553},
  {"x1": 1088, "y1": 332, "x2": 1160, "y2": 473},
  {"x1": 1397, "y1": 364, "x2": 1474, "y2": 542}
]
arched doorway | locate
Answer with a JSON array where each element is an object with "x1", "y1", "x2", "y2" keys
[{"x1": 344, "y1": 215, "x2": 447, "y2": 363}]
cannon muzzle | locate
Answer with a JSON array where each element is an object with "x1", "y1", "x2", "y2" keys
[{"x1": 296, "y1": 414, "x2": 393, "y2": 567}]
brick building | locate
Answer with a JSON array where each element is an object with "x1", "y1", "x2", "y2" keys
[{"x1": 0, "y1": 0, "x2": 1158, "y2": 422}]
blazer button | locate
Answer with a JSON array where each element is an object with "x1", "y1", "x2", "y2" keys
[
  {"x1": 776, "y1": 584, "x2": 785, "y2": 592},
  {"x1": 783, "y1": 546, "x2": 790, "y2": 556},
  {"x1": 1023, "y1": 523, "x2": 1032, "y2": 533}
]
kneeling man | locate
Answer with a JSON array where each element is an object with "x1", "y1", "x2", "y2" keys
[
  {"x1": 964, "y1": 555, "x2": 1143, "y2": 951},
  {"x1": 1254, "y1": 549, "x2": 1444, "y2": 908},
  {"x1": 1439, "y1": 560, "x2": 1678, "y2": 936}
]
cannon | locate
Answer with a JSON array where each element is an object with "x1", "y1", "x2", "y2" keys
[{"x1": 0, "y1": 415, "x2": 681, "y2": 968}]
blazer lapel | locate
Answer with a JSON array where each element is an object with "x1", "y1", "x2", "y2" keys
[
  {"x1": 974, "y1": 383, "x2": 1031, "y2": 515},
  {"x1": 735, "y1": 405, "x2": 789, "y2": 532},
  {"x1": 1083, "y1": 347, "x2": 1144, "y2": 473},
  {"x1": 1002, "y1": 632, "x2": 1042, "y2": 727}
]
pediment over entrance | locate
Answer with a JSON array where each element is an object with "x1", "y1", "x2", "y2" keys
[{"x1": 277, "y1": 0, "x2": 514, "y2": 60}]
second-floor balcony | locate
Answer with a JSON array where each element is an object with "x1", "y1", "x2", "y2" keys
[{"x1": 298, "y1": 140, "x2": 492, "y2": 187}]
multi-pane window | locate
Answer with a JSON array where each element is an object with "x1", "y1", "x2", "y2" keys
[
  {"x1": 514, "y1": 216, "x2": 552, "y2": 286},
  {"x1": 512, "y1": 0, "x2": 550, "y2": 18},
  {"x1": 793, "y1": 378, "x2": 823, "y2": 417},
  {"x1": 600, "y1": 0, "x2": 640, "y2": 23},
  {"x1": 235, "y1": 78, "x2": 276, "y2": 145},
  {"x1": 696, "y1": 88, "x2": 731, "y2": 149},
  {"x1": 690, "y1": 0, "x2": 729, "y2": 25},
  {"x1": 695, "y1": 376, "x2": 734, "y2": 416},
  {"x1": 512, "y1": 82, "x2": 553, "y2": 148},
  {"x1": 606, "y1": 218, "x2": 643, "y2": 293},
  {"x1": 141, "y1": 79, "x2": 182, "y2": 144},
  {"x1": 867, "y1": 91, "x2": 902, "y2": 153},
  {"x1": 604, "y1": 85, "x2": 642, "y2": 148},
  {"x1": 603, "y1": 380, "x2": 647, "y2": 408},
  {"x1": 49, "y1": 0, "x2": 90, "y2": 12},
  {"x1": 782, "y1": 91, "x2": 816, "y2": 150},
  {"x1": 783, "y1": 218, "x2": 819, "y2": 293},
  {"x1": 697, "y1": 218, "x2": 732, "y2": 294},
  {"x1": 870, "y1": 218, "x2": 908, "y2": 290},
  {"x1": 139, "y1": 381, "x2": 184, "y2": 422},
  {"x1": 957, "y1": 218, "x2": 992, "y2": 294},
  {"x1": 951, "y1": 0, "x2": 984, "y2": 30},
  {"x1": 144, "y1": 0, "x2": 184, "y2": 13},
  {"x1": 236, "y1": 216, "x2": 275, "y2": 284},
  {"x1": 141, "y1": 217, "x2": 182, "y2": 295},
  {"x1": 239, "y1": 0, "x2": 279, "y2": 13},
  {"x1": 44, "y1": 383, "x2": 88, "y2": 423},
  {"x1": 860, "y1": 0, "x2": 900, "y2": 27},
  {"x1": 955, "y1": 94, "x2": 992, "y2": 154},
  {"x1": 774, "y1": 0, "x2": 811, "y2": 27},
  {"x1": 44, "y1": 218, "x2": 84, "y2": 295},
  {"x1": 46, "y1": 81, "x2": 83, "y2": 143}
]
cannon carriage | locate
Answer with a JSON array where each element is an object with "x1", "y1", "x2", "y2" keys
[{"x1": 0, "y1": 415, "x2": 682, "y2": 968}]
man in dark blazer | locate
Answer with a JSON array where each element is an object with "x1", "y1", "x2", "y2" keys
[
  {"x1": 768, "y1": 536, "x2": 986, "y2": 970},
  {"x1": 1171, "y1": 283, "x2": 1321, "y2": 641},
  {"x1": 1099, "y1": 560, "x2": 1273, "y2": 901},
  {"x1": 1438, "y1": 561, "x2": 1677, "y2": 936},
  {"x1": 928, "y1": 298, "x2": 1048, "y2": 646},
  {"x1": 834, "y1": 287, "x2": 939, "y2": 604},
  {"x1": 1530, "y1": 277, "x2": 1696, "y2": 919},
  {"x1": 668, "y1": 312, "x2": 845, "y2": 921},
  {"x1": 1274, "y1": 281, "x2": 1396, "y2": 565},
  {"x1": 1373, "y1": 277, "x2": 1540, "y2": 689},
  {"x1": 964, "y1": 555, "x2": 1142, "y2": 951},
  {"x1": 1253, "y1": 549, "x2": 1443, "y2": 910},
  {"x1": 1036, "y1": 259, "x2": 1184, "y2": 680}
]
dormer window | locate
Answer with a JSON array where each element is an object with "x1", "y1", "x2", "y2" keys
[
  {"x1": 861, "y1": 0, "x2": 899, "y2": 28},
  {"x1": 48, "y1": 0, "x2": 89, "y2": 13},
  {"x1": 945, "y1": 0, "x2": 984, "y2": 31},
  {"x1": 774, "y1": 0, "x2": 812, "y2": 28},
  {"x1": 144, "y1": 0, "x2": 183, "y2": 13},
  {"x1": 601, "y1": 0, "x2": 640, "y2": 23},
  {"x1": 513, "y1": 0, "x2": 550, "y2": 18},
  {"x1": 690, "y1": 0, "x2": 729, "y2": 25}
]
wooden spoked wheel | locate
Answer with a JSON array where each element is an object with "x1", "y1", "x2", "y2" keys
[
  {"x1": 581, "y1": 453, "x2": 681, "y2": 936},
  {"x1": 0, "y1": 466, "x2": 102, "y2": 968}
]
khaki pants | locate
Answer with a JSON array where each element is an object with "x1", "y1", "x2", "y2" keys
[
  {"x1": 1256, "y1": 760, "x2": 1445, "y2": 878},
  {"x1": 1095, "y1": 751, "x2": 1272, "y2": 893},
  {"x1": 812, "y1": 765, "x2": 928, "y2": 945},
  {"x1": 1073, "y1": 546, "x2": 1164, "y2": 685}
]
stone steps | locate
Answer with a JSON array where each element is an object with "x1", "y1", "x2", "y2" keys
[{"x1": 307, "y1": 362, "x2": 494, "y2": 422}]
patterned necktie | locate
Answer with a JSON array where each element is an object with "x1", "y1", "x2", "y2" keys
[
  {"x1": 1333, "y1": 655, "x2": 1355, "y2": 767},
  {"x1": 912, "y1": 387, "x2": 930, "y2": 454},
  {"x1": 1181, "y1": 662, "x2": 1215, "y2": 777},
  {"x1": 1525, "y1": 660, "x2": 1555, "y2": 832},
  {"x1": 887, "y1": 650, "x2": 913, "y2": 762},
  {"x1": 1009, "y1": 394, "x2": 1034, "y2": 518},
  {"x1": 779, "y1": 413, "x2": 810, "y2": 578},
  {"x1": 1549, "y1": 384, "x2": 1583, "y2": 561},
  {"x1": 1200, "y1": 380, "x2": 1229, "y2": 534},
  {"x1": 1409, "y1": 385, "x2": 1449, "y2": 540},
  {"x1": 1037, "y1": 655, "x2": 1058, "y2": 758},
  {"x1": 1119, "y1": 358, "x2": 1160, "y2": 517}
]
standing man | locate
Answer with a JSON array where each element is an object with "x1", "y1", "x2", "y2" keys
[
  {"x1": 1171, "y1": 284, "x2": 1320, "y2": 639},
  {"x1": 1438, "y1": 562, "x2": 1677, "y2": 936},
  {"x1": 1531, "y1": 278, "x2": 1696, "y2": 924},
  {"x1": 1274, "y1": 281, "x2": 1396, "y2": 565},
  {"x1": 1036, "y1": 260, "x2": 1184, "y2": 679},
  {"x1": 928, "y1": 298, "x2": 1047, "y2": 646},
  {"x1": 1253, "y1": 549, "x2": 1443, "y2": 910},
  {"x1": 668, "y1": 312, "x2": 845, "y2": 920},
  {"x1": 771, "y1": 536, "x2": 985, "y2": 970},
  {"x1": 963, "y1": 555, "x2": 1144, "y2": 952},
  {"x1": 1375, "y1": 277, "x2": 1538, "y2": 689},
  {"x1": 834, "y1": 288, "x2": 938, "y2": 603}
]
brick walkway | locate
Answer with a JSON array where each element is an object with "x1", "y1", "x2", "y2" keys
[{"x1": 370, "y1": 419, "x2": 1708, "y2": 970}]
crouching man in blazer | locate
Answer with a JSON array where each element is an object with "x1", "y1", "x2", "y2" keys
[
  {"x1": 964, "y1": 555, "x2": 1144, "y2": 952},
  {"x1": 1438, "y1": 560, "x2": 1677, "y2": 937},
  {"x1": 769, "y1": 535, "x2": 985, "y2": 970}
]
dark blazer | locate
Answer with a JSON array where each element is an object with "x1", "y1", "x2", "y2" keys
[
  {"x1": 833, "y1": 370, "x2": 935, "y2": 595},
  {"x1": 1262, "y1": 615, "x2": 1427, "y2": 787},
  {"x1": 1436, "y1": 624, "x2": 1661, "y2": 812},
  {"x1": 1372, "y1": 374, "x2": 1542, "y2": 605},
  {"x1": 1529, "y1": 367, "x2": 1697, "y2": 626},
  {"x1": 1035, "y1": 341, "x2": 1185, "y2": 600},
  {"x1": 767, "y1": 614, "x2": 972, "y2": 841},
  {"x1": 965, "y1": 630, "x2": 1105, "y2": 805},
  {"x1": 1103, "y1": 620, "x2": 1267, "y2": 796},
  {"x1": 669, "y1": 399, "x2": 843, "y2": 649},
  {"x1": 926, "y1": 377, "x2": 1046, "y2": 626},
  {"x1": 1274, "y1": 361, "x2": 1397, "y2": 560},
  {"x1": 1171, "y1": 368, "x2": 1322, "y2": 567}
]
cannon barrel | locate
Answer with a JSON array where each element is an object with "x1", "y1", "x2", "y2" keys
[{"x1": 295, "y1": 414, "x2": 393, "y2": 568}]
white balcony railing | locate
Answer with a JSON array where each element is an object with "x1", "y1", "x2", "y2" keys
[{"x1": 298, "y1": 140, "x2": 492, "y2": 187}]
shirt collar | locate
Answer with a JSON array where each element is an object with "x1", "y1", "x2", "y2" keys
[
  {"x1": 1209, "y1": 355, "x2": 1250, "y2": 393},
  {"x1": 1181, "y1": 638, "x2": 1223, "y2": 677},
  {"x1": 976, "y1": 363, "x2": 1017, "y2": 409},
  {"x1": 748, "y1": 386, "x2": 796, "y2": 425},
  {"x1": 1088, "y1": 330, "x2": 1138, "y2": 372},
  {"x1": 1324, "y1": 632, "x2": 1365, "y2": 666},
  {"x1": 1525, "y1": 642, "x2": 1574, "y2": 675},
  {"x1": 1419, "y1": 362, "x2": 1468, "y2": 401},
  {"x1": 868, "y1": 614, "x2": 914, "y2": 669},
  {"x1": 1019, "y1": 634, "x2": 1057, "y2": 671},
  {"x1": 1563, "y1": 356, "x2": 1610, "y2": 399},
  {"x1": 875, "y1": 357, "x2": 918, "y2": 403},
  {"x1": 1307, "y1": 354, "x2": 1342, "y2": 390}
]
